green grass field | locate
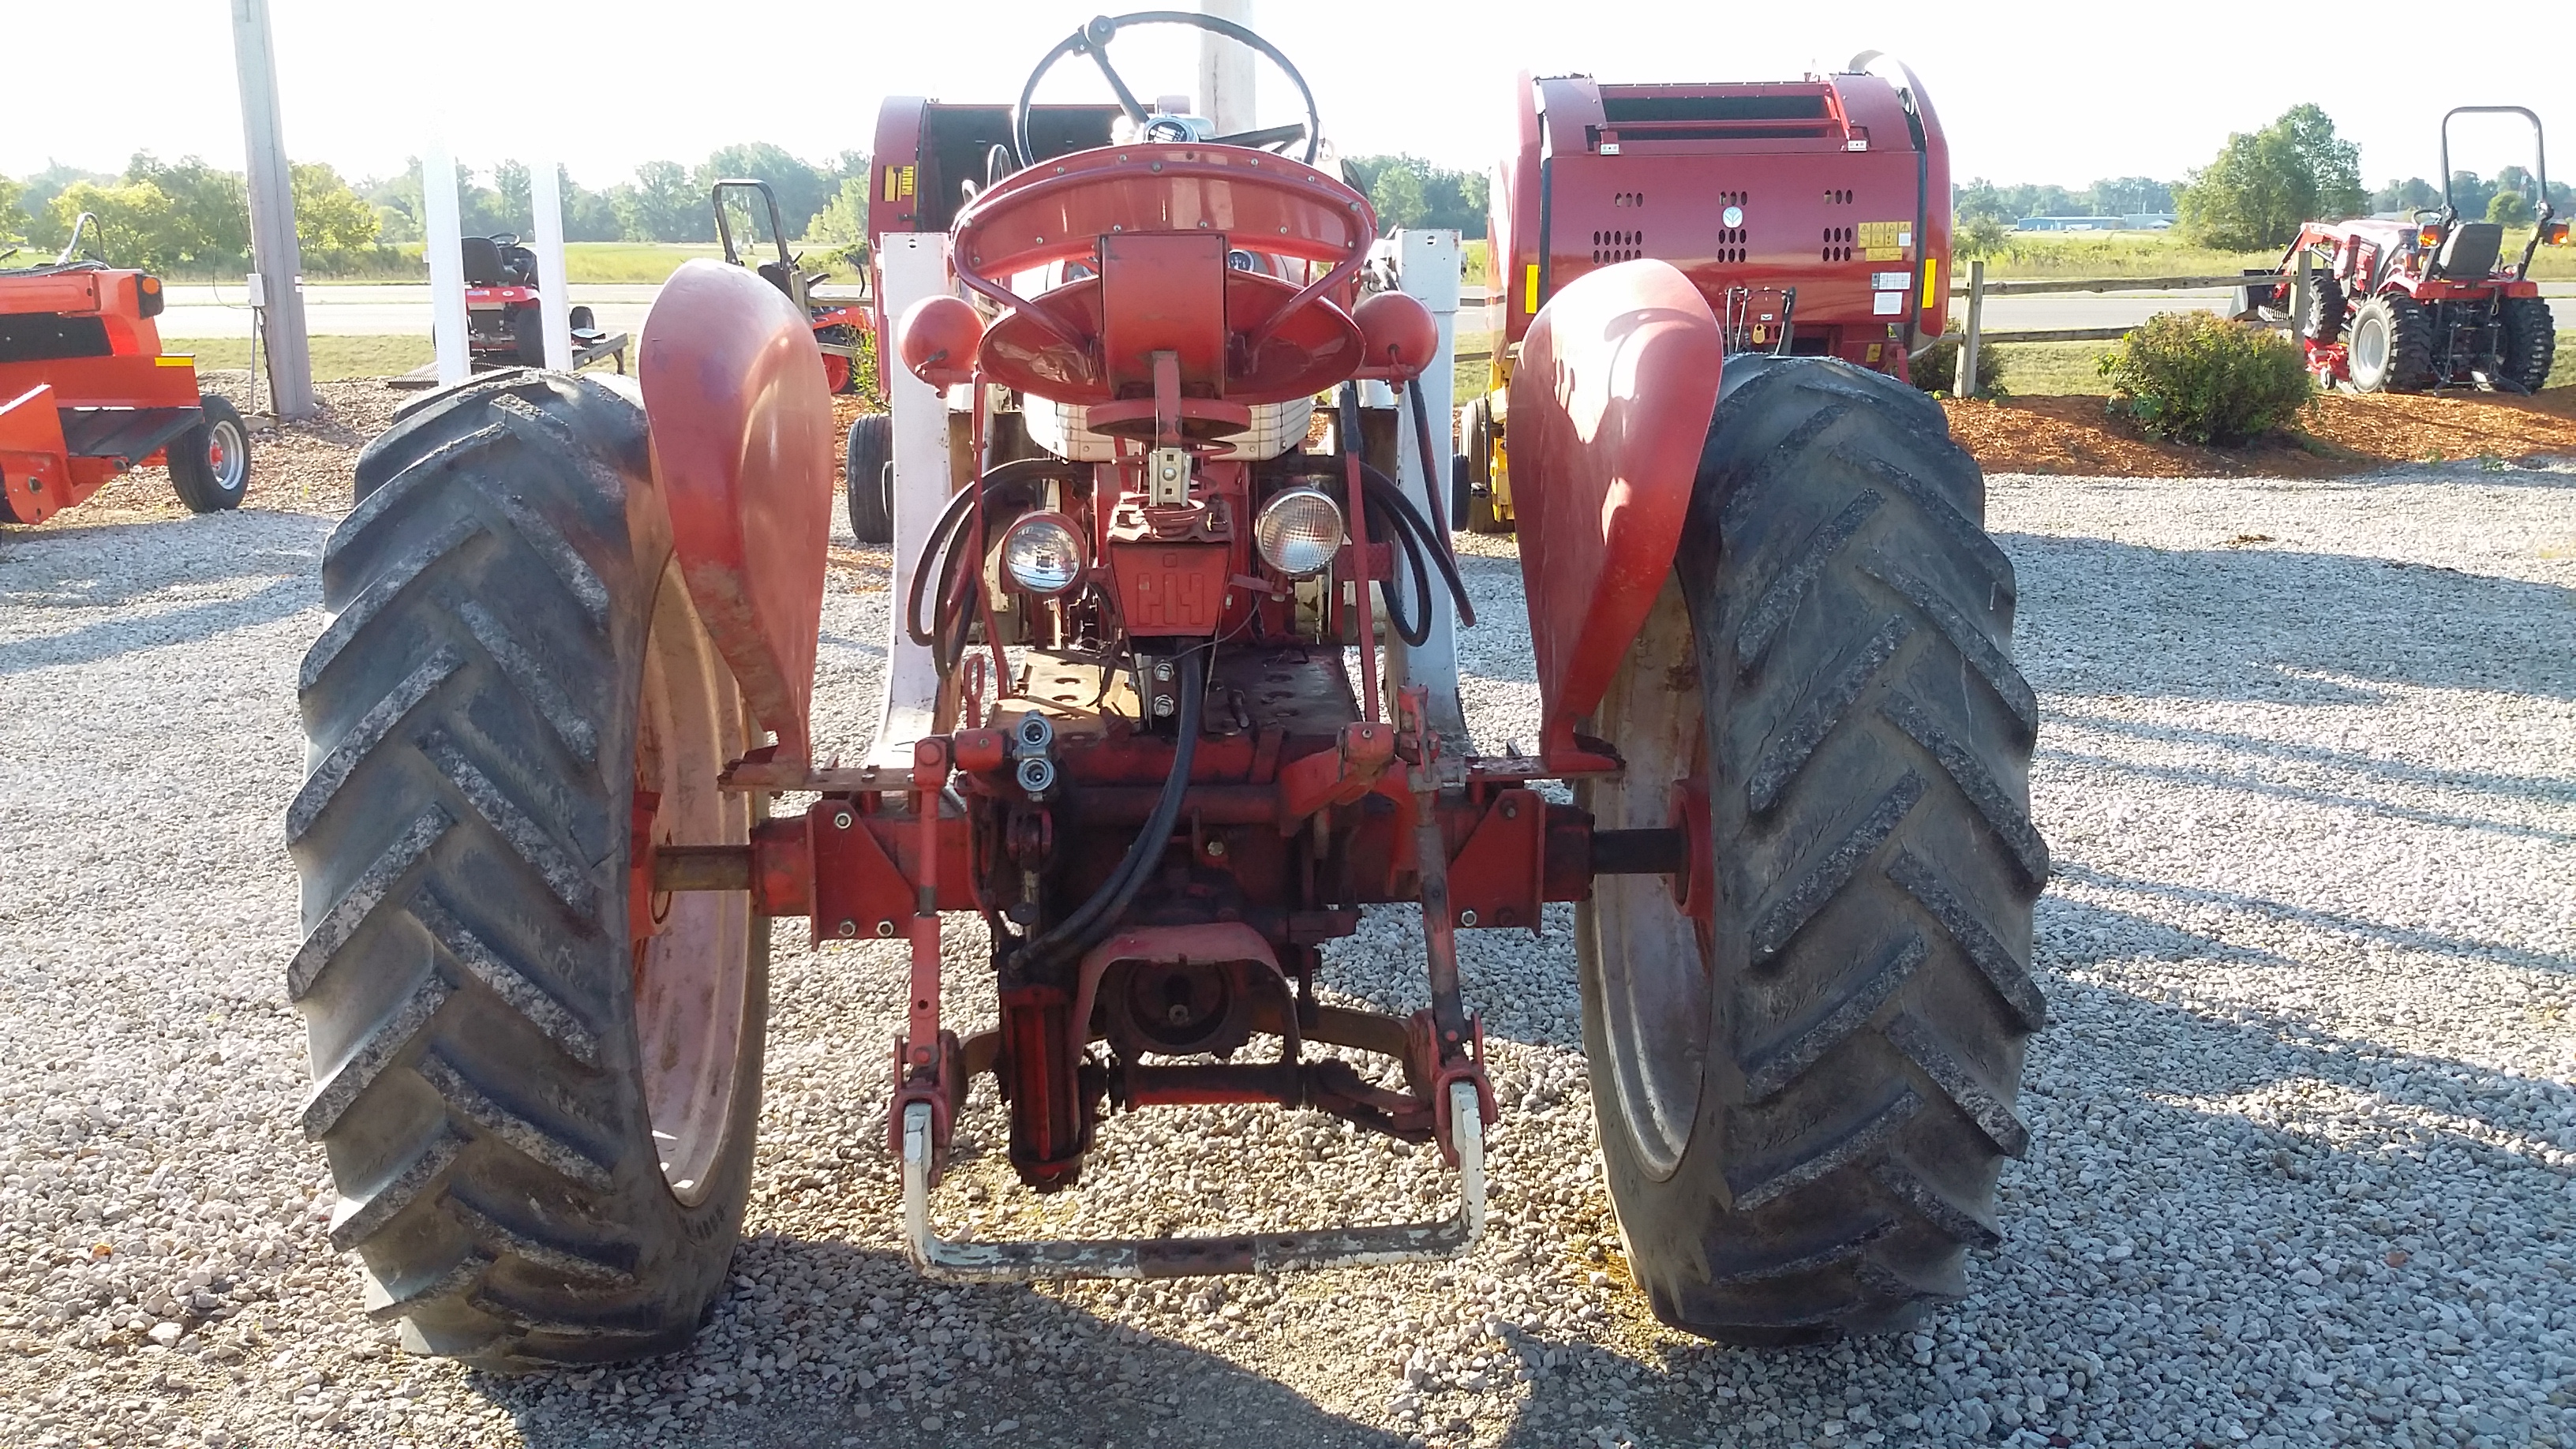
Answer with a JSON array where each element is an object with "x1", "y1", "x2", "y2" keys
[
  {"x1": 172, "y1": 335, "x2": 432, "y2": 380},
  {"x1": 1968, "y1": 228, "x2": 2575, "y2": 281},
  {"x1": 1975, "y1": 330, "x2": 2575, "y2": 395}
]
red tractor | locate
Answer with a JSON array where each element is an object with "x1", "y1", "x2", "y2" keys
[
  {"x1": 1460, "y1": 55, "x2": 1953, "y2": 532},
  {"x1": 459, "y1": 232, "x2": 605, "y2": 369},
  {"x1": 2252, "y1": 107, "x2": 2563, "y2": 395},
  {"x1": 2, "y1": 214, "x2": 251, "y2": 524},
  {"x1": 710, "y1": 178, "x2": 871, "y2": 395},
  {"x1": 287, "y1": 11, "x2": 2042, "y2": 1368}
]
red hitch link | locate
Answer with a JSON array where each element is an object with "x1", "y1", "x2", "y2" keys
[
  {"x1": 889, "y1": 736, "x2": 963, "y2": 1180},
  {"x1": 1399, "y1": 686, "x2": 1499, "y2": 1163}
]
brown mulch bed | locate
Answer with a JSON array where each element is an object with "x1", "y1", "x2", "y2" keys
[{"x1": 1945, "y1": 387, "x2": 2576, "y2": 477}]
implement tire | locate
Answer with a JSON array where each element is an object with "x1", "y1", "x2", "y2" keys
[
  {"x1": 286, "y1": 372, "x2": 766, "y2": 1370},
  {"x1": 844, "y1": 412, "x2": 891, "y2": 545},
  {"x1": 1578, "y1": 354, "x2": 2047, "y2": 1343}
]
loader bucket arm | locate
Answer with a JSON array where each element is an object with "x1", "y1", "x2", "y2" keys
[
  {"x1": 1505, "y1": 260, "x2": 1724, "y2": 766},
  {"x1": 639, "y1": 259, "x2": 837, "y2": 773}
]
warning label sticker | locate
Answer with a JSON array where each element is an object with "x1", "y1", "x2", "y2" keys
[{"x1": 1857, "y1": 220, "x2": 1914, "y2": 261}]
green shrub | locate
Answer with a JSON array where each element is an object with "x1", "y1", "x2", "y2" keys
[
  {"x1": 2096, "y1": 311, "x2": 2314, "y2": 444},
  {"x1": 1909, "y1": 334, "x2": 2008, "y2": 395}
]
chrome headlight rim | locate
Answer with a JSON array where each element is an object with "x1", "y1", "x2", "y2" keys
[
  {"x1": 999, "y1": 510, "x2": 1087, "y2": 596},
  {"x1": 1252, "y1": 485, "x2": 1346, "y2": 579}
]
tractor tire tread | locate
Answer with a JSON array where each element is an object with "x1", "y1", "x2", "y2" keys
[
  {"x1": 1593, "y1": 354, "x2": 2043, "y2": 1345},
  {"x1": 2499, "y1": 295, "x2": 2557, "y2": 393},
  {"x1": 287, "y1": 370, "x2": 751, "y2": 1370},
  {"x1": 844, "y1": 413, "x2": 893, "y2": 545}
]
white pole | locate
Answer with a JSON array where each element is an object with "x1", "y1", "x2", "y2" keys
[
  {"x1": 422, "y1": 145, "x2": 470, "y2": 387},
  {"x1": 1198, "y1": 0, "x2": 1254, "y2": 135},
  {"x1": 228, "y1": 0, "x2": 313, "y2": 418},
  {"x1": 530, "y1": 159, "x2": 572, "y2": 370}
]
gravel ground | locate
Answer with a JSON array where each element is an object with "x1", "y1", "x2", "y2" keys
[{"x1": 2, "y1": 432, "x2": 2571, "y2": 1449}]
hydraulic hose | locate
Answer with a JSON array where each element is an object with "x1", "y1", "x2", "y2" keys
[
  {"x1": 904, "y1": 458, "x2": 1082, "y2": 650},
  {"x1": 1365, "y1": 492, "x2": 1435, "y2": 647},
  {"x1": 1017, "y1": 646, "x2": 1206, "y2": 969},
  {"x1": 1357, "y1": 461, "x2": 1476, "y2": 630},
  {"x1": 1403, "y1": 376, "x2": 1454, "y2": 537}
]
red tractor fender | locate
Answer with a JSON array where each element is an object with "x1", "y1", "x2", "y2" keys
[
  {"x1": 1506, "y1": 259, "x2": 1724, "y2": 766},
  {"x1": 639, "y1": 258, "x2": 837, "y2": 772}
]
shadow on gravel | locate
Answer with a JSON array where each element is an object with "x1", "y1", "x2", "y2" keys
[
  {"x1": 2001, "y1": 534, "x2": 2576, "y2": 703},
  {"x1": 470, "y1": 1239, "x2": 1406, "y2": 1449},
  {"x1": 0, "y1": 575, "x2": 314, "y2": 676}
]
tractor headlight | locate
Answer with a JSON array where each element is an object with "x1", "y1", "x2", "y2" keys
[
  {"x1": 1252, "y1": 487, "x2": 1344, "y2": 578},
  {"x1": 1001, "y1": 511, "x2": 1085, "y2": 595}
]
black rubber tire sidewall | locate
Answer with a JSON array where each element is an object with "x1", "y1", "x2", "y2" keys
[
  {"x1": 844, "y1": 412, "x2": 893, "y2": 544},
  {"x1": 170, "y1": 394, "x2": 251, "y2": 513}
]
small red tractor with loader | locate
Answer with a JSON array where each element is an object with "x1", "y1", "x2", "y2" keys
[
  {"x1": 710, "y1": 178, "x2": 872, "y2": 395},
  {"x1": 2, "y1": 213, "x2": 252, "y2": 524},
  {"x1": 1457, "y1": 57, "x2": 1953, "y2": 533},
  {"x1": 2248, "y1": 107, "x2": 2563, "y2": 395},
  {"x1": 287, "y1": 12, "x2": 2042, "y2": 1368}
]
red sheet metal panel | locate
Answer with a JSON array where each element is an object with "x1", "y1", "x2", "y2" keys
[
  {"x1": 640, "y1": 260, "x2": 837, "y2": 771},
  {"x1": 0, "y1": 385, "x2": 72, "y2": 525},
  {"x1": 1506, "y1": 259, "x2": 1724, "y2": 761}
]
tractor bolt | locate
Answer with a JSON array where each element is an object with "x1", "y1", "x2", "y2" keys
[
  {"x1": 837, "y1": 919, "x2": 859, "y2": 938},
  {"x1": 1154, "y1": 661, "x2": 1174, "y2": 683},
  {"x1": 833, "y1": 809, "x2": 854, "y2": 830},
  {"x1": 1458, "y1": 909, "x2": 1479, "y2": 927},
  {"x1": 1501, "y1": 799, "x2": 1518, "y2": 819},
  {"x1": 876, "y1": 920, "x2": 897, "y2": 938},
  {"x1": 1205, "y1": 838, "x2": 1226, "y2": 859}
]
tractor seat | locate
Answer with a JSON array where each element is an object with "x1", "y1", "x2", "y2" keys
[
  {"x1": 2432, "y1": 222, "x2": 2503, "y2": 279},
  {"x1": 755, "y1": 260, "x2": 797, "y2": 299},
  {"x1": 459, "y1": 236, "x2": 507, "y2": 286}
]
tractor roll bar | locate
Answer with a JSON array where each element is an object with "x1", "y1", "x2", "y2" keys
[{"x1": 2441, "y1": 106, "x2": 2552, "y2": 280}]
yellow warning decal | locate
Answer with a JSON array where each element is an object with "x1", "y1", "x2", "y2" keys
[
  {"x1": 154, "y1": 355, "x2": 194, "y2": 366},
  {"x1": 882, "y1": 165, "x2": 915, "y2": 202},
  {"x1": 1856, "y1": 219, "x2": 1914, "y2": 252},
  {"x1": 1919, "y1": 259, "x2": 1939, "y2": 309},
  {"x1": 1523, "y1": 264, "x2": 1539, "y2": 314}
]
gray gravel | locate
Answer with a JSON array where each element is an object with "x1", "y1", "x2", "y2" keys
[{"x1": 1, "y1": 456, "x2": 2571, "y2": 1449}]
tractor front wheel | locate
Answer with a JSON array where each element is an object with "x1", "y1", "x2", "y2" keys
[
  {"x1": 511, "y1": 305, "x2": 549, "y2": 368},
  {"x1": 844, "y1": 412, "x2": 892, "y2": 545},
  {"x1": 2302, "y1": 271, "x2": 2346, "y2": 345},
  {"x1": 286, "y1": 373, "x2": 766, "y2": 1368},
  {"x1": 2499, "y1": 296, "x2": 2557, "y2": 394},
  {"x1": 1578, "y1": 354, "x2": 2046, "y2": 1343},
  {"x1": 169, "y1": 394, "x2": 250, "y2": 513},
  {"x1": 2346, "y1": 294, "x2": 2434, "y2": 393}
]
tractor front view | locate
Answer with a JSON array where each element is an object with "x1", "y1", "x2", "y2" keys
[
  {"x1": 2251, "y1": 106, "x2": 2563, "y2": 395},
  {"x1": 286, "y1": 12, "x2": 2043, "y2": 1370},
  {"x1": 1458, "y1": 57, "x2": 1953, "y2": 534},
  {"x1": 2, "y1": 213, "x2": 251, "y2": 524}
]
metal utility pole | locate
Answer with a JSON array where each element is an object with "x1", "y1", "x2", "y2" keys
[
  {"x1": 1198, "y1": 0, "x2": 1254, "y2": 135},
  {"x1": 229, "y1": 0, "x2": 314, "y2": 419}
]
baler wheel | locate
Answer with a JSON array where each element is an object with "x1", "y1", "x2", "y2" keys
[
  {"x1": 1463, "y1": 397, "x2": 1513, "y2": 535},
  {"x1": 2499, "y1": 295, "x2": 2557, "y2": 394},
  {"x1": 2346, "y1": 294, "x2": 2435, "y2": 393},
  {"x1": 285, "y1": 373, "x2": 766, "y2": 1369},
  {"x1": 169, "y1": 394, "x2": 250, "y2": 513},
  {"x1": 1578, "y1": 354, "x2": 2046, "y2": 1344},
  {"x1": 844, "y1": 412, "x2": 892, "y2": 545}
]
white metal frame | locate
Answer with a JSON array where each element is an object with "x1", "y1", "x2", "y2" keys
[
  {"x1": 871, "y1": 234, "x2": 960, "y2": 769},
  {"x1": 1380, "y1": 228, "x2": 1468, "y2": 743}
]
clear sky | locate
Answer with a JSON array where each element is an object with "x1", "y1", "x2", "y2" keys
[{"x1": 6, "y1": 1, "x2": 2564, "y2": 195}]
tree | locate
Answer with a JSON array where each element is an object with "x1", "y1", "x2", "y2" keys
[
  {"x1": 696, "y1": 143, "x2": 828, "y2": 239},
  {"x1": 1346, "y1": 155, "x2": 1485, "y2": 236},
  {"x1": 0, "y1": 176, "x2": 27, "y2": 246},
  {"x1": 1369, "y1": 165, "x2": 1426, "y2": 230},
  {"x1": 2487, "y1": 191, "x2": 2535, "y2": 227},
  {"x1": 620, "y1": 160, "x2": 700, "y2": 242},
  {"x1": 2176, "y1": 104, "x2": 2363, "y2": 249},
  {"x1": 50, "y1": 180, "x2": 177, "y2": 268},
  {"x1": 2370, "y1": 177, "x2": 2441, "y2": 215},
  {"x1": 123, "y1": 154, "x2": 250, "y2": 268},
  {"x1": 292, "y1": 162, "x2": 380, "y2": 264},
  {"x1": 2087, "y1": 176, "x2": 2175, "y2": 217},
  {"x1": 806, "y1": 174, "x2": 871, "y2": 259},
  {"x1": 493, "y1": 159, "x2": 532, "y2": 234},
  {"x1": 2447, "y1": 170, "x2": 2496, "y2": 222},
  {"x1": 1953, "y1": 213, "x2": 2010, "y2": 261}
]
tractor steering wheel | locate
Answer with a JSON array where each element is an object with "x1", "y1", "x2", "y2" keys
[{"x1": 1010, "y1": 10, "x2": 1324, "y2": 172}]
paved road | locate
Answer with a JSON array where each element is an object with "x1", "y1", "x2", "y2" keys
[{"x1": 158, "y1": 279, "x2": 2574, "y2": 343}]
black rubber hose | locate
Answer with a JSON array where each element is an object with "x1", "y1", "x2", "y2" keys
[
  {"x1": 1403, "y1": 376, "x2": 1455, "y2": 537},
  {"x1": 904, "y1": 459, "x2": 1082, "y2": 648},
  {"x1": 1358, "y1": 461, "x2": 1477, "y2": 629},
  {"x1": 1365, "y1": 494, "x2": 1435, "y2": 647},
  {"x1": 1018, "y1": 646, "x2": 1206, "y2": 968}
]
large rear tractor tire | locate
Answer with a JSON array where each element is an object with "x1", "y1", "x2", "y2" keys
[
  {"x1": 168, "y1": 394, "x2": 251, "y2": 513},
  {"x1": 844, "y1": 412, "x2": 892, "y2": 545},
  {"x1": 2346, "y1": 294, "x2": 2435, "y2": 393},
  {"x1": 286, "y1": 373, "x2": 766, "y2": 1370},
  {"x1": 2499, "y1": 295, "x2": 2557, "y2": 394},
  {"x1": 1578, "y1": 354, "x2": 2047, "y2": 1343}
]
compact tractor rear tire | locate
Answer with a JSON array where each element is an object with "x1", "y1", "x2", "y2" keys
[
  {"x1": 844, "y1": 412, "x2": 892, "y2": 545},
  {"x1": 286, "y1": 373, "x2": 766, "y2": 1370},
  {"x1": 2499, "y1": 295, "x2": 2557, "y2": 394},
  {"x1": 2346, "y1": 294, "x2": 2435, "y2": 393},
  {"x1": 169, "y1": 394, "x2": 251, "y2": 513},
  {"x1": 2303, "y1": 271, "x2": 2346, "y2": 346},
  {"x1": 1578, "y1": 354, "x2": 2047, "y2": 1343}
]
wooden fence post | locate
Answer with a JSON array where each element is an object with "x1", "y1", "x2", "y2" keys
[{"x1": 1959, "y1": 259, "x2": 1986, "y2": 398}]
